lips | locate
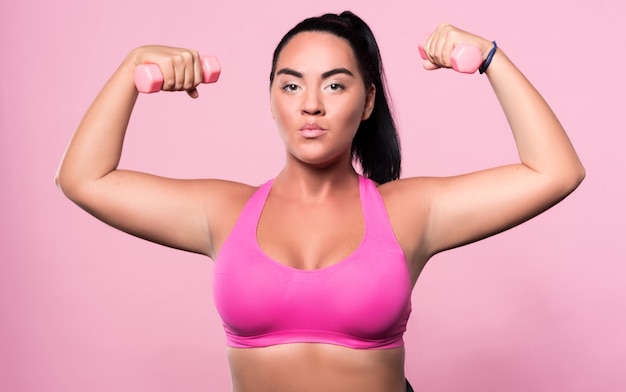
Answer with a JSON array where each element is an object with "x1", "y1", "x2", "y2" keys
[{"x1": 299, "y1": 123, "x2": 326, "y2": 139}]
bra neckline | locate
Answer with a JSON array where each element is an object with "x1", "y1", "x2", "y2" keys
[{"x1": 254, "y1": 175, "x2": 368, "y2": 273}]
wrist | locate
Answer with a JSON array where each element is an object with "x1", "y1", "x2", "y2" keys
[
  {"x1": 479, "y1": 41, "x2": 498, "y2": 74},
  {"x1": 482, "y1": 49, "x2": 509, "y2": 78}
]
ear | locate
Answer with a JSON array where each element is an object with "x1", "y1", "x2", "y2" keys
[{"x1": 361, "y1": 84, "x2": 376, "y2": 121}]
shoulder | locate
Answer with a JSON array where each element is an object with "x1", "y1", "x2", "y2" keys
[
  {"x1": 197, "y1": 178, "x2": 263, "y2": 223},
  {"x1": 200, "y1": 178, "x2": 259, "y2": 201},
  {"x1": 376, "y1": 176, "x2": 437, "y2": 209},
  {"x1": 375, "y1": 175, "x2": 475, "y2": 265},
  {"x1": 198, "y1": 178, "x2": 264, "y2": 258},
  {"x1": 373, "y1": 177, "x2": 437, "y2": 262}
]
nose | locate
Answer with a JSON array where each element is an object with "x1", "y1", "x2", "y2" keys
[{"x1": 301, "y1": 88, "x2": 325, "y2": 116}]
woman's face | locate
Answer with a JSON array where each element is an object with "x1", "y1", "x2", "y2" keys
[{"x1": 270, "y1": 32, "x2": 375, "y2": 169}]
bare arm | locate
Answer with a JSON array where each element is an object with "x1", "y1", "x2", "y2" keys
[
  {"x1": 384, "y1": 24, "x2": 585, "y2": 261},
  {"x1": 55, "y1": 46, "x2": 249, "y2": 257}
]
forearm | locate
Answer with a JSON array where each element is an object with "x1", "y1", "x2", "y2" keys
[
  {"x1": 485, "y1": 49, "x2": 585, "y2": 188},
  {"x1": 56, "y1": 55, "x2": 138, "y2": 195}
]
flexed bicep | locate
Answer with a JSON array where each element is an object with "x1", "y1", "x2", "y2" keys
[{"x1": 422, "y1": 165, "x2": 570, "y2": 256}]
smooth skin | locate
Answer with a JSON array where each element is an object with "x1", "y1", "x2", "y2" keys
[{"x1": 56, "y1": 24, "x2": 585, "y2": 392}]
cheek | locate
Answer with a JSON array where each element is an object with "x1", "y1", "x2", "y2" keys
[
  {"x1": 335, "y1": 97, "x2": 367, "y2": 130},
  {"x1": 270, "y1": 94, "x2": 292, "y2": 123},
  {"x1": 270, "y1": 98, "x2": 291, "y2": 142}
]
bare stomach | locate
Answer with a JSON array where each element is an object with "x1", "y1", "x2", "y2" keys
[{"x1": 226, "y1": 344, "x2": 407, "y2": 392}]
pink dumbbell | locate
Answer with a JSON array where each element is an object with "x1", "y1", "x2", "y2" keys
[
  {"x1": 418, "y1": 43, "x2": 483, "y2": 74},
  {"x1": 134, "y1": 55, "x2": 221, "y2": 93}
]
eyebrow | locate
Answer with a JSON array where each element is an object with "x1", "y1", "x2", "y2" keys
[{"x1": 275, "y1": 67, "x2": 355, "y2": 79}]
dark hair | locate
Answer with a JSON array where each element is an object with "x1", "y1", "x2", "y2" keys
[{"x1": 269, "y1": 11, "x2": 401, "y2": 184}]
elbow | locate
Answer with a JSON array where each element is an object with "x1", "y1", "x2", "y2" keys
[
  {"x1": 575, "y1": 164, "x2": 586, "y2": 188},
  {"x1": 569, "y1": 160, "x2": 586, "y2": 191},
  {"x1": 555, "y1": 161, "x2": 586, "y2": 197},
  {"x1": 54, "y1": 164, "x2": 71, "y2": 194},
  {"x1": 54, "y1": 165, "x2": 84, "y2": 202},
  {"x1": 54, "y1": 168, "x2": 63, "y2": 189}
]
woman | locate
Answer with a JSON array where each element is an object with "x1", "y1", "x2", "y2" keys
[{"x1": 55, "y1": 11, "x2": 585, "y2": 392}]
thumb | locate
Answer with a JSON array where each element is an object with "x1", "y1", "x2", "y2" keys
[
  {"x1": 422, "y1": 60, "x2": 441, "y2": 71},
  {"x1": 186, "y1": 87, "x2": 199, "y2": 99}
]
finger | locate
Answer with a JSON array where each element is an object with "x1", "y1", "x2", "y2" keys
[
  {"x1": 182, "y1": 51, "x2": 197, "y2": 91},
  {"x1": 186, "y1": 87, "x2": 199, "y2": 99},
  {"x1": 193, "y1": 51, "x2": 204, "y2": 86},
  {"x1": 161, "y1": 60, "x2": 176, "y2": 91},
  {"x1": 186, "y1": 51, "x2": 203, "y2": 97},
  {"x1": 432, "y1": 35, "x2": 447, "y2": 67},
  {"x1": 441, "y1": 37, "x2": 456, "y2": 68},
  {"x1": 424, "y1": 33, "x2": 445, "y2": 68},
  {"x1": 173, "y1": 55, "x2": 188, "y2": 91},
  {"x1": 421, "y1": 36, "x2": 436, "y2": 66}
]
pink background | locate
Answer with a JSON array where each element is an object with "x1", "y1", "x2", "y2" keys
[{"x1": 1, "y1": 0, "x2": 624, "y2": 390}]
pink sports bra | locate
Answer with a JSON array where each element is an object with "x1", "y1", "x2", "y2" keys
[{"x1": 213, "y1": 175, "x2": 412, "y2": 349}]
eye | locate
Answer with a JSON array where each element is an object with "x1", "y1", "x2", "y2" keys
[
  {"x1": 327, "y1": 83, "x2": 344, "y2": 92},
  {"x1": 281, "y1": 83, "x2": 299, "y2": 93}
]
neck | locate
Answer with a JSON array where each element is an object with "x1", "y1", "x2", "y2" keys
[{"x1": 274, "y1": 159, "x2": 360, "y2": 203}]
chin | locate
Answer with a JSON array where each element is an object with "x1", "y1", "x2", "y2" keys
[{"x1": 286, "y1": 143, "x2": 352, "y2": 167}]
